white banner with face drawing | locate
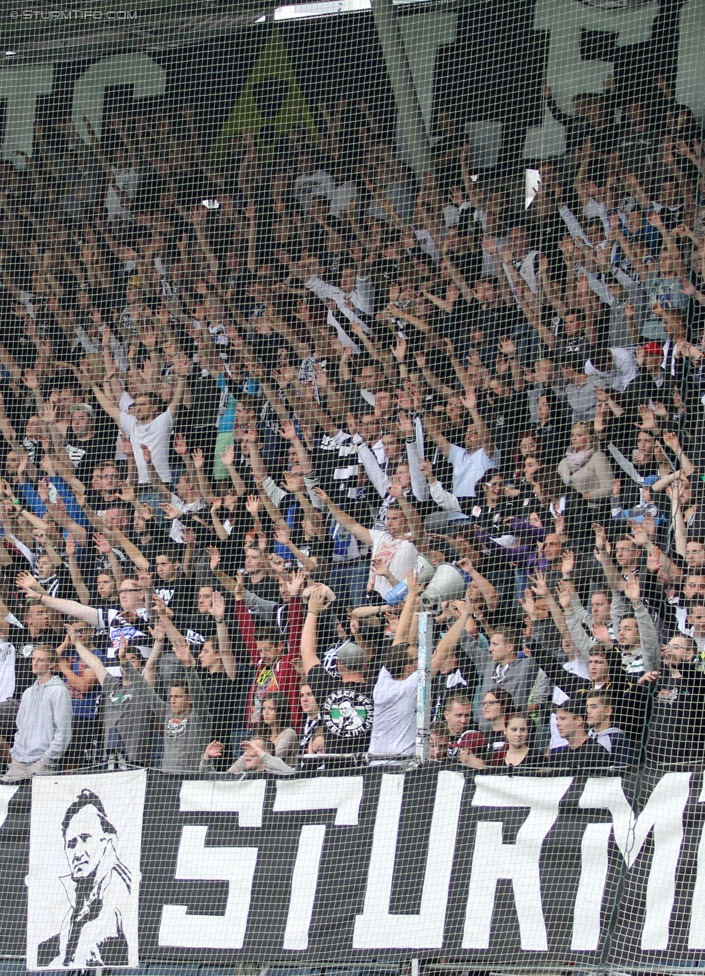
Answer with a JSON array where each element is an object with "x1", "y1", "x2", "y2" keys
[{"x1": 25, "y1": 769, "x2": 146, "y2": 972}]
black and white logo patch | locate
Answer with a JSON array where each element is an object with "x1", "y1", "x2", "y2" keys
[{"x1": 322, "y1": 689, "x2": 373, "y2": 740}]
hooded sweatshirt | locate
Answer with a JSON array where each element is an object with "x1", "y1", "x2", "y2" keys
[{"x1": 11, "y1": 674, "x2": 72, "y2": 765}]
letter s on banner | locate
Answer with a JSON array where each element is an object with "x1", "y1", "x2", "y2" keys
[
  {"x1": 158, "y1": 780, "x2": 266, "y2": 950},
  {"x1": 354, "y1": 770, "x2": 465, "y2": 949},
  {"x1": 463, "y1": 776, "x2": 573, "y2": 951}
]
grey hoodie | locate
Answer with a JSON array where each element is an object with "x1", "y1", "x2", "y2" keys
[{"x1": 11, "y1": 675, "x2": 72, "y2": 765}]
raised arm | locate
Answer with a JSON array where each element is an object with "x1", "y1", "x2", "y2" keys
[
  {"x1": 15, "y1": 573, "x2": 100, "y2": 626},
  {"x1": 72, "y1": 635, "x2": 109, "y2": 685},
  {"x1": 301, "y1": 585, "x2": 333, "y2": 673},
  {"x1": 210, "y1": 591, "x2": 237, "y2": 681},
  {"x1": 312, "y1": 487, "x2": 373, "y2": 547}
]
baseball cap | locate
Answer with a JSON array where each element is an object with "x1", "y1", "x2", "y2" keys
[
  {"x1": 642, "y1": 341, "x2": 663, "y2": 357},
  {"x1": 337, "y1": 642, "x2": 367, "y2": 671},
  {"x1": 69, "y1": 403, "x2": 95, "y2": 418},
  {"x1": 554, "y1": 698, "x2": 587, "y2": 721},
  {"x1": 457, "y1": 730, "x2": 487, "y2": 753}
]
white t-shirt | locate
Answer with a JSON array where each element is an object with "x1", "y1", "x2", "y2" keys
[
  {"x1": 105, "y1": 165, "x2": 139, "y2": 217},
  {"x1": 448, "y1": 444, "x2": 499, "y2": 497},
  {"x1": 370, "y1": 666, "x2": 418, "y2": 756},
  {"x1": 368, "y1": 529, "x2": 418, "y2": 598},
  {"x1": 120, "y1": 407, "x2": 174, "y2": 484},
  {"x1": 293, "y1": 170, "x2": 334, "y2": 212},
  {"x1": 0, "y1": 640, "x2": 16, "y2": 702}
]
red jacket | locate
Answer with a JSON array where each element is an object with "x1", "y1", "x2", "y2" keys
[{"x1": 234, "y1": 596, "x2": 303, "y2": 731}]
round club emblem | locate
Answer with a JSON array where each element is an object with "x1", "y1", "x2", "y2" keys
[{"x1": 323, "y1": 688, "x2": 373, "y2": 740}]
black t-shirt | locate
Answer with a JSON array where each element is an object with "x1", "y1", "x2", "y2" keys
[
  {"x1": 154, "y1": 575, "x2": 197, "y2": 619},
  {"x1": 306, "y1": 664, "x2": 373, "y2": 754},
  {"x1": 197, "y1": 667, "x2": 239, "y2": 746},
  {"x1": 180, "y1": 614, "x2": 217, "y2": 648},
  {"x1": 549, "y1": 739, "x2": 611, "y2": 770},
  {"x1": 64, "y1": 431, "x2": 114, "y2": 486}
]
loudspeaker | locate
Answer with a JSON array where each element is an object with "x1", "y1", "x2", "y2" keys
[{"x1": 420, "y1": 563, "x2": 467, "y2": 613}]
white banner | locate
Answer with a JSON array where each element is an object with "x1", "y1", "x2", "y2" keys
[{"x1": 25, "y1": 770, "x2": 146, "y2": 972}]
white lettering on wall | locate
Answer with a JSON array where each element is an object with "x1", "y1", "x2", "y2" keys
[
  {"x1": 273, "y1": 777, "x2": 364, "y2": 951},
  {"x1": 579, "y1": 772, "x2": 691, "y2": 950},
  {"x1": 0, "y1": 66, "x2": 54, "y2": 162},
  {"x1": 687, "y1": 777, "x2": 705, "y2": 949},
  {"x1": 523, "y1": 0, "x2": 656, "y2": 158},
  {"x1": 72, "y1": 53, "x2": 166, "y2": 143}
]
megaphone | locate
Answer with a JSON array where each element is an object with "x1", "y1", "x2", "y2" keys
[
  {"x1": 384, "y1": 554, "x2": 436, "y2": 605},
  {"x1": 419, "y1": 563, "x2": 467, "y2": 613}
]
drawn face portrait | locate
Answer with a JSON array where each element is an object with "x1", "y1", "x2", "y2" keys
[{"x1": 64, "y1": 806, "x2": 110, "y2": 881}]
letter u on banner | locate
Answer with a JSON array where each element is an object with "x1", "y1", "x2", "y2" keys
[{"x1": 353, "y1": 770, "x2": 464, "y2": 949}]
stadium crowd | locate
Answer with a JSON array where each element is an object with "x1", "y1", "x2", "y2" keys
[{"x1": 0, "y1": 67, "x2": 703, "y2": 779}]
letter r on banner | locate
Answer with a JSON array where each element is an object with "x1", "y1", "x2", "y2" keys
[{"x1": 463, "y1": 776, "x2": 573, "y2": 951}]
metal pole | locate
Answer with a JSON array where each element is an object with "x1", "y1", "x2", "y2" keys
[
  {"x1": 415, "y1": 611, "x2": 432, "y2": 762},
  {"x1": 370, "y1": 0, "x2": 435, "y2": 179}
]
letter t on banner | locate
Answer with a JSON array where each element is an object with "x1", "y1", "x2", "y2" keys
[{"x1": 463, "y1": 776, "x2": 573, "y2": 951}]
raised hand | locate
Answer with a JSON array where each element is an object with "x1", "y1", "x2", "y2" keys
[
  {"x1": 646, "y1": 545, "x2": 664, "y2": 574},
  {"x1": 210, "y1": 590, "x2": 225, "y2": 621},
  {"x1": 312, "y1": 486, "x2": 331, "y2": 506},
  {"x1": 233, "y1": 571, "x2": 246, "y2": 601},
  {"x1": 117, "y1": 481, "x2": 136, "y2": 504},
  {"x1": 279, "y1": 419, "x2": 298, "y2": 441},
  {"x1": 371, "y1": 557, "x2": 390, "y2": 578},
  {"x1": 461, "y1": 387, "x2": 477, "y2": 412},
  {"x1": 592, "y1": 622, "x2": 613, "y2": 646},
  {"x1": 561, "y1": 549, "x2": 575, "y2": 576},
  {"x1": 623, "y1": 572, "x2": 641, "y2": 602},
  {"x1": 530, "y1": 571, "x2": 549, "y2": 597},
  {"x1": 245, "y1": 495, "x2": 261, "y2": 517},
  {"x1": 592, "y1": 523, "x2": 607, "y2": 551},
  {"x1": 204, "y1": 740, "x2": 224, "y2": 759},
  {"x1": 16, "y1": 572, "x2": 44, "y2": 597},
  {"x1": 520, "y1": 587, "x2": 537, "y2": 618},
  {"x1": 206, "y1": 546, "x2": 221, "y2": 571},
  {"x1": 287, "y1": 569, "x2": 306, "y2": 597},
  {"x1": 93, "y1": 533, "x2": 112, "y2": 555},
  {"x1": 556, "y1": 579, "x2": 574, "y2": 609},
  {"x1": 173, "y1": 432, "x2": 188, "y2": 456},
  {"x1": 173, "y1": 642, "x2": 195, "y2": 668},
  {"x1": 148, "y1": 623, "x2": 166, "y2": 643},
  {"x1": 159, "y1": 502, "x2": 182, "y2": 520},
  {"x1": 307, "y1": 584, "x2": 335, "y2": 615}
]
